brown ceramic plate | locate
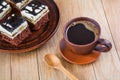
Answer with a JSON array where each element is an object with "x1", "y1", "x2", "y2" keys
[
  {"x1": 0, "y1": 0, "x2": 59, "y2": 53},
  {"x1": 60, "y1": 39, "x2": 101, "y2": 65}
]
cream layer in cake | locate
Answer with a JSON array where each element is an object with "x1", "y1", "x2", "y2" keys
[{"x1": 21, "y1": 1, "x2": 49, "y2": 24}]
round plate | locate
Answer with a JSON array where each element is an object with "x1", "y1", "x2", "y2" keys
[
  {"x1": 0, "y1": 0, "x2": 59, "y2": 53},
  {"x1": 60, "y1": 39, "x2": 101, "y2": 65}
]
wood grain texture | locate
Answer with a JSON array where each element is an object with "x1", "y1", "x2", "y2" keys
[
  {"x1": 0, "y1": 0, "x2": 120, "y2": 80},
  {"x1": 0, "y1": 53, "x2": 11, "y2": 80},
  {"x1": 101, "y1": 0, "x2": 120, "y2": 79},
  {"x1": 11, "y1": 51, "x2": 39, "y2": 80},
  {"x1": 76, "y1": 0, "x2": 120, "y2": 80}
]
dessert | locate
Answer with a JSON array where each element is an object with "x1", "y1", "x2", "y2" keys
[
  {"x1": 10, "y1": 0, "x2": 32, "y2": 9},
  {"x1": 0, "y1": 0, "x2": 50, "y2": 46},
  {"x1": 21, "y1": 1, "x2": 49, "y2": 30},
  {"x1": 0, "y1": 0, "x2": 12, "y2": 21},
  {"x1": 0, "y1": 14, "x2": 31, "y2": 46}
]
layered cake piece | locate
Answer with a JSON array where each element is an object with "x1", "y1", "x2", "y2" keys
[
  {"x1": 0, "y1": 14, "x2": 31, "y2": 46},
  {"x1": 10, "y1": 0, "x2": 32, "y2": 9},
  {"x1": 21, "y1": 1, "x2": 49, "y2": 30},
  {"x1": 0, "y1": 0, "x2": 11, "y2": 21}
]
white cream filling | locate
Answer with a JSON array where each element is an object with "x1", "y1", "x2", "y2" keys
[
  {"x1": 21, "y1": 5, "x2": 49, "y2": 24},
  {"x1": 0, "y1": 2, "x2": 11, "y2": 20},
  {"x1": 0, "y1": 21, "x2": 28, "y2": 39}
]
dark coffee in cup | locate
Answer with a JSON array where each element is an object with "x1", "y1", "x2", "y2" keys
[{"x1": 66, "y1": 21, "x2": 99, "y2": 45}]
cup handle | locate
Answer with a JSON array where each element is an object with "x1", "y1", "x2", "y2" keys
[{"x1": 95, "y1": 39, "x2": 112, "y2": 52}]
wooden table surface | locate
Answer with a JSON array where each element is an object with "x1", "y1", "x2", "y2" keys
[{"x1": 0, "y1": 0, "x2": 120, "y2": 80}]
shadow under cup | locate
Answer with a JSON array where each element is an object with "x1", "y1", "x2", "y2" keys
[{"x1": 63, "y1": 17, "x2": 112, "y2": 55}]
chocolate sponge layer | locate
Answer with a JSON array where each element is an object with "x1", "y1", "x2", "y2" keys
[{"x1": 28, "y1": 13, "x2": 49, "y2": 31}]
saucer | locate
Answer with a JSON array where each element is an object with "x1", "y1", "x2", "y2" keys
[{"x1": 59, "y1": 39, "x2": 101, "y2": 64}]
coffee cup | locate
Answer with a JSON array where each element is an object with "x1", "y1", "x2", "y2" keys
[{"x1": 62, "y1": 17, "x2": 112, "y2": 55}]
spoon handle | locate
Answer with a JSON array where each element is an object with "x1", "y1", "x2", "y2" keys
[{"x1": 58, "y1": 66, "x2": 79, "y2": 80}]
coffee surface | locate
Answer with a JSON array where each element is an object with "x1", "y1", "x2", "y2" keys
[{"x1": 67, "y1": 23, "x2": 95, "y2": 45}]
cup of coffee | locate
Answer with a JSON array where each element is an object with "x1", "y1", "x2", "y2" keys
[{"x1": 62, "y1": 17, "x2": 112, "y2": 55}]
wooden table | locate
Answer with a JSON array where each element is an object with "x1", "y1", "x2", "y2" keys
[{"x1": 0, "y1": 0, "x2": 120, "y2": 80}]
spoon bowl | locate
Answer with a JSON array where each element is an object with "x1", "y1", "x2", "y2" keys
[
  {"x1": 45, "y1": 54, "x2": 61, "y2": 67},
  {"x1": 44, "y1": 54, "x2": 78, "y2": 80}
]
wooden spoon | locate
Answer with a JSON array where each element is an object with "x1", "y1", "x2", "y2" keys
[{"x1": 44, "y1": 54, "x2": 78, "y2": 80}]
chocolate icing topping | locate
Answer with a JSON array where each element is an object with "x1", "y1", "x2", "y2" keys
[
  {"x1": 22, "y1": 1, "x2": 46, "y2": 16},
  {"x1": 12, "y1": 0, "x2": 23, "y2": 3},
  {"x1": 0, "y1": 1, "x2": 8, "y2": 13},
  {"x1": 1, "y1": 14, "x2": 26, "y2": 33},
  {"x1": 0, "y1": 0, "x2": 4, "y2": 3}
]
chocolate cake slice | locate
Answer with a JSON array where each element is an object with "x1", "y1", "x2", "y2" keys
[
  {"x1": 21, "y1": 1, "x2": 49, "y2": 30},
  {"x1": 0, "y1": 14, "x2": 31, "y2": 46},
  {"x1": 11, "y1": 0, "x2": 32, "y2": 9},
  {"x1": 0, "y1": 0, "x2": 11, "y2": 21}
]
